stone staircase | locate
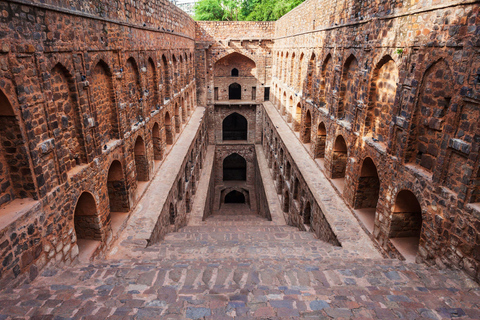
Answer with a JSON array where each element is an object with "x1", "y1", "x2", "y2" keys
[{"x1": 0, "y1": 214, "x2": 479, "y2": 319}]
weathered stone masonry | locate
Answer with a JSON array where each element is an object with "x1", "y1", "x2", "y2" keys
[
  {"x1": 1, "y1": 0, "x2": 480, "y2": 288},
  {"x1": 0, "y1": 0, "x2": 199, "y2": 285},
  {"x1": 271, "y1": 0, "x2": 480, "y2": 281}
]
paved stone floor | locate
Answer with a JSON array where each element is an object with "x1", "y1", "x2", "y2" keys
[{"x1": 1, "y1": 214, "x2": 479, "y2": 319}]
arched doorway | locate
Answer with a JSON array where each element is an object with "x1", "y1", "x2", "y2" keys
[
  {"x1": 390, "y1": 190, "x2": 423, "y2": 262},
  {"x1": 223, "y1": 113, "x2": 247, "y2": 141},
  {"x1": 229, "y1": 83, "x2": 242, "y2": 100},
  {"x1": 165, "y1": 112, "x2": 174, "y2": 145},
  {"x1": 152, "y1": 122, "x2": 163, "y2": 161},
  {"x1": 332, "y1": 136, "x2": 348, "y2": 179},
  {"x1": 107, "y1": 161, "x2": 130, "y2": 213},
  {"x1": 302, "y1": 110, "x2": 312, "y2": 143},
  {"x1": 315, "y1": 123, "x2": 327, "y2": 159},
  {"x1": 353, "y1": 158, "x2": 380, "y2": 232},
  {"x1": 74, "y1": 192, "x2": 101, "y2": 261},
  {"x1": 223, "y1": 153, "x2": 247, "y2": 181},
  {"x1": 134, "y1": 136, "x2": 149, "y2": 181},
  {"x1": 225, "y1": 190, "x2": 246, "y2": 203}
]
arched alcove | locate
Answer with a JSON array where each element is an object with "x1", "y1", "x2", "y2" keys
[
  {"x1": 223, "y1": 113, "x2": 247, "y2": 141},
  {"x1": 303, "y1": 201, "x2": 311, "y2": 226},
  {"x1": 283, "y1": 190, "x2": 290, "y2": 213},
  {"x1": 231, "y1": 68, "x2": 239, "y2": 77},
  {"x1": 229, "y1": 83, "x2": 242, "y2": 100},
  {"x1": 315, "y1": 122, "x2": 327, "y2": 159},
  {"x1": 0, "y1": 89, "x2": 35, "y2": 206},
  {"x1": 332, "y1": 135, "x2": 348, "y2": 179},
  {"x1": 302, "y1": 110, "x2": 312, "y2": 143},
  {"x1": 134, "y1": 136, "x2": 149, "y2": 181},
  {"x1": 390, "y1": 190, "x2": 423, "y2": 261},
  {"x1": 223, "y1": 153, "x2": 247, "y2": 181},
  {"x1": 165, "y1": 112, "x2": 174, "y2": 145},
  {"x1": 92, "y1": 60, "x2": 119, "y2": 145},
  {"x1": 74, "y1": 192, "x2": 101, "y2": 241},
  {"x1": 169, "y1": 203, "x2": 175, "y2": 225},
  {"x1": 152, "y1": 122, "x2": 163, "y2": 161},
  {"x1": 107, "y1": 160, "x2": 130, "y2": 213}
]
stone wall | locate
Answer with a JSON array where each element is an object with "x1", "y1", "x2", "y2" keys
[
  {"x1": 261, "y1": 113, "x2": 340, "y2": 246},
  {"x1": 195, "y1": 21, "x2": 274, "y2": 107},
  {"x1": 271, "y1": 0, "x2": 480, "y2": 281},
  {"x1": 0, "y1": 0, "x2": 196, "y2": 286}
]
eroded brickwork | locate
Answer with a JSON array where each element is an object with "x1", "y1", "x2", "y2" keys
[
  {"x1": 271, "y1": 0, "x2": 480, "y2": 281},
  {"x1": 0, "y1": 0, "x2": 198, "y2": 286}
]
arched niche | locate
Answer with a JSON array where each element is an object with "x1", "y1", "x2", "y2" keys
[
  {"x1": 107, "y1": 160, "x2": 130, "y2": 213},
  {"x1": 134, "y1": 136, "x2": 149, "y2": 181},
  {"x1": 332, "y1": 135, "x2": 348, "y2": 179}
]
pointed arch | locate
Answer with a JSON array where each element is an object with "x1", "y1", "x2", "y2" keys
[
  {"x1": 92, "y1": 60, "x2": 119, "y2": 146},
  {"x1": 297, "y1": 52, "x2": 305, "y2": 92},
  {"x1": 319, "y1": 54, "x2": 333, "y2": 105},
  {"x1": 126, "y1": 57, "x2": 142, "y2": 122},
  {"x1": 152, "y1": 122, "x2": 163, "y2": 160},
  {"x1": 146, "y1": 57, "x2": 158, "y2": 112},
  {"x1": 332, "y1": 135, "x2": 348, "y2": 179},
  {"x1": 390, "y1": 190, "x2": 423, "y2": 260},
  {"x1": 223, "y1": 153, "x2": 247, "y2": 181},
  {"x1": 302, "y1": 110, "x2": 312, "y2": 143},
  {"x1": 405, "y1": 59, "x2": 454, "y2": 171},
  {"x1": 229, "y1": 83, "x2": 242, "y2": 100},
  {"x1": 107, "y1": 160, "x2": 130, "y2": 212},
  {"x1": 223, "y1": 112, "x2": 248, "y2": 141},
  {"x1": 165, "y1": 112, "x2": 174, "y2": 145},
  {"x1": 338, "y1": 55, "x2": 359, "y2": 120},
  {"x1": 366, "y1": 56, "x2": 399, "y2": 142},
  {"x1": 162, "y1": 54, "x2": 171, "y2": 100},
  {"x1": 134, "y1": 136, "x2": 149, "y2": 181},
  {"x1": 306, "y1": 53, "x2": 316, "y2": 98},
  {"x1": 294, "y1": 102, "x2": 302, "y2": 131},
  {"x1": 51, "y1": 63, "x2": 87, "y2": 171},
  {"x1": 315, "y1": 122, "x2": 327, "y2": 159},
  {"x1": 0, "y1": 89, "x2": 35, "y2": 206}
]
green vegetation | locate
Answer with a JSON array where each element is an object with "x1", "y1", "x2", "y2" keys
[{"x1": 194, "y1": 0, "x2": 306, "y2": 21}]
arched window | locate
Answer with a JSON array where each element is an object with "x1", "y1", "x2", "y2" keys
[
  {"x1": 223, "y1": 113, "x2": 247, "y2": 141},
  {"x1": 229, "y1": 83, "x2": 242, "y2": 100},
  {"x1": 231, "y1": 68, "x2": 239, "y2": 77},
  {"x1": 223, "y1": 153, "x2": 247, "y2": 181}
]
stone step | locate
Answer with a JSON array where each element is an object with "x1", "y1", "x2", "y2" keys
[
  {"x1": 2, "y1": 256, "x2": 477, "y2": 320},
  {"x1": 175, "y1": 225, "x2": 306, "y2": 233}
]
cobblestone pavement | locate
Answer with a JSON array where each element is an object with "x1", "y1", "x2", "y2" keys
[{"x1": 1, "y1": 215, "x2": 479, "y2": 319}]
